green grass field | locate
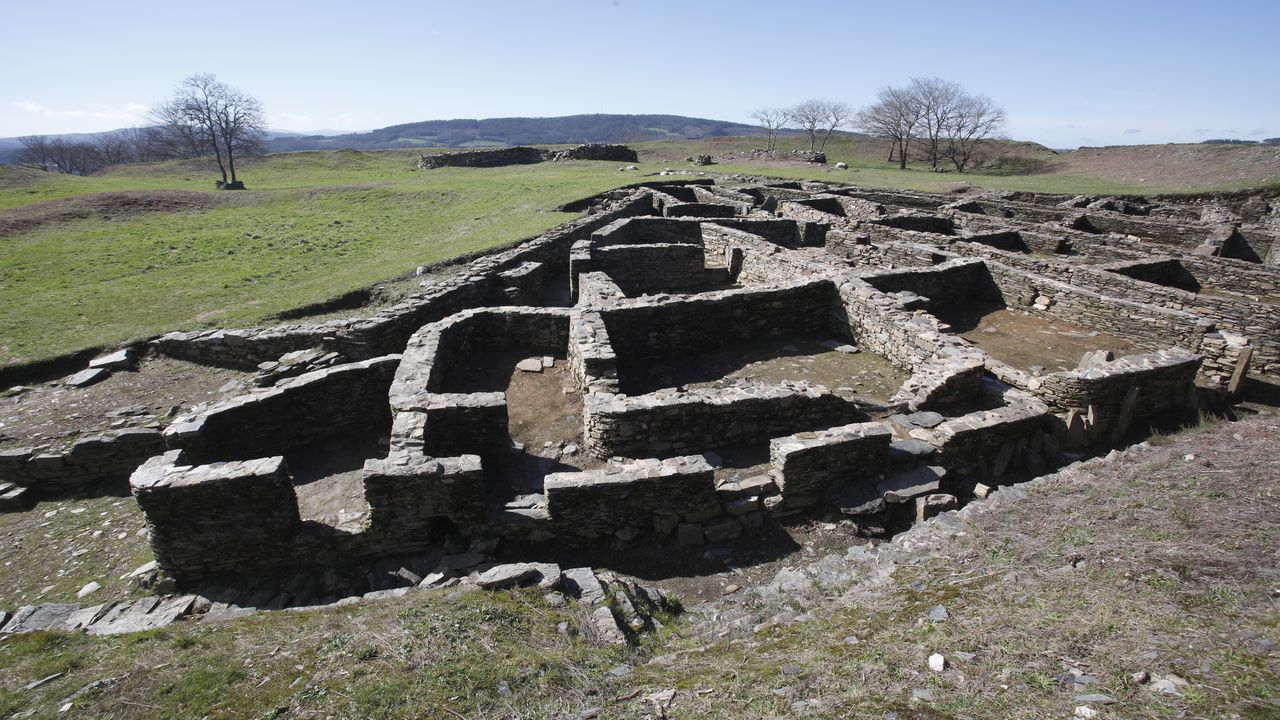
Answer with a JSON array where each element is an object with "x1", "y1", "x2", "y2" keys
[
  {"x1": 0, "y1": 152, "x2": 636, "y2": 367},
  {"x1": 1, "y1": 139, "x2": 1274, "y2": 367}
]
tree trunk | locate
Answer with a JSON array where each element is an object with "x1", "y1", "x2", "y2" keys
[
  {"x1": 211, "y1": 142, "x2": 227, "y2": 183},
  {"x1": 227, "y1": 143, "x2": 237, "y2": 183},
  {"x1": 900, "y1": 138, "x2": 910, "y2": 170}
]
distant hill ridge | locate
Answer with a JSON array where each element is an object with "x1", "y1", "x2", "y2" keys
[
  {"x1": 0, "y1": 114, "x2": 767, "y2": 163},
  {"x1": 266, "y1": 114, "x2": 767, "y2": 152}
]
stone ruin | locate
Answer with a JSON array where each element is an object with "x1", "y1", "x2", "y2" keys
[
  {"x1": 417, "y1": 143, "x2": 638, "y2": 170},
  {"x1": 3, "y1": 176, "x2": 1278, "y2": 634}
]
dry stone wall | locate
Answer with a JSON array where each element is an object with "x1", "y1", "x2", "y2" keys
[
  {"x1": 164, "y1": 355, "x2": 401, "y2": 464},
  {"x1": 59, "y1": 180, "x2": 1271, "y2": 594}
]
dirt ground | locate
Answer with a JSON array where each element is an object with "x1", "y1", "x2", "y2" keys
[
  {"x1": 0, "y1": 190, "x2": 249, "y2": 236},
  {"x1": 625, "y1": 335, "x2": 909, "y2": 400},
  {"x1": 931, "y1": 300, "x2": 1140, "y2": 372},
  {"x1": 0, "y1": 482, "x2": 154, "y2": 609},
  {"x1": 0, "y1": 356, "x2": 249, "y2": 452},
  {"x1": 1056, "y1": 142, "x2": 1280, "y2": 189}
]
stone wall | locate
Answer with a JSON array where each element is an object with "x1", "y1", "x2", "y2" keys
[
  {"x1": 831, "y1": 275, "x2": 970, "y2": 374},
  {"x1": 363, "y1": 453, "x2": 485, "y2": 542},
  {"x1": 1073, "y1": 212, "x2": 1218, "y2": 247},
  {"x1": 1035, "y1": 349, "x2": 1202, "y2": 424},
  {"x1": 582, "y1": 381, "x2": 871, "y2": 458},
  {"x1": 0, "y1": 428, "x2": 164, "y2": 493},
  {"x1": 418, "y1": 146, "x2": 546, "y2": 169},
  {"x1": 982, "y1": 260, "x2": 1211, "y2": 353},
  {"x1": 709, "y1": 218, "x2": 828, "y2": 248},
  {"x1": 164, "y1": 356, "x2": 401, "y2": 464},
  {"x1": 391, "y1": 307, "x2": 569, "y2": 407},
  {"x1": 1101, "y1": 258, "x2": 1201, "y2": 292},
  {"x1": 592, "y1": 243, "x2": 706, "y2": 296},
  {"x1": 1161, "y1": 253, "x2": 1280, "y2": 300},
  {"x1": 544, "y1": 456, "x2": 718, "y2": 537},
  {"x1": 931, "y1": 398, "x2": 1051, "y2": 474},
  {"x1": 131, "y1": 451, "x2": 301, "y2": 583},
  {"x1": 416, "y1": 392, "x2": 509, "y2": 457},
  {"x1": 568, "y1": 306, "x2": 620, "y2": 394},
  {"x1": 701, "y1": 225, "x2": 834, "y2": 285},
  {"x1": 769, "y1": 422, "x2": 891, "y2": 499},
  {"x1": 691, "y1": 185, "x2": 755, "y2": 215},
  {"x1": 548, "y1": 144, "x2": 638, "y2": 162},
  {"x1": 859, "y1": 258, "x2": 997, "y2": 307},
  {"x1": 602, "y1": 280, "x2": 836, "y2": 369},
  {"x1": 953, "y1": 243, "x2": 1278, "y2": 377}
]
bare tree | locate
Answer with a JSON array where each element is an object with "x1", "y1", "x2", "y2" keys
[
  {"x1": 16, "y1": 135, "x2": 52, "y2": 171},
  {"x1": 786, "y1": 99, "x2": 851, "y2": 153},
  {"x1": 854, "y1": 85, "x2": 923, "y2": 169},
  {"x1": 787, "y1": 99, "x2": 827, "y2": 152},
  {"x1": 749, "y1": 107, "x2": 788, "y2": 151},
  {"x1": 817, "y1": 100, "x2": 852, "y2": 152},
  {"x1": 153, "y1": 73, "x2": 266, "y2": 187},
  {"x1": 941, "y1": 93, "x2": 1007, "y2": 172},
  {"x1": 910, "y1": 77, "x2": 962, "y2": 170}
]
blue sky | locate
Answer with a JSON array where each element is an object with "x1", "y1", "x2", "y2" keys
[{"x1": 2, "y1": 0, "x2": 1276, "y2": 148}]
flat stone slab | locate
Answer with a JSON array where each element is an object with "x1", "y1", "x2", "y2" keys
[
  {"x1": 476, "y1": 563, "x2": 541, "y2": 589},
  {"x1": 592, "y1": 605, "x2": 628, "y2": 644},
  {"x1": 716, "y1": 475, "x2": 776, "y2": 499},
  {"x1": 819, "y1": 339, "x2": 859, "y2": 353},
  {"x1": 562, "y1": 567, "x2": 607, "y2": 605},
  {"x1": 827, "y1": 480, "x2": 886, "y2": 516},
  {"x1": 65, "y1": 368, "x2": 109, "y2": 388},
  {"x1": 2, "y1": 603, "x2": 78, "y2": 633},
  {"x1": 904, "y1": 411, "x2": 945, "y2": 428},
  {"x1": 87, "y1": 595, "x2": 196, "y2": 635},
  {"x1": 890, "y1": 439, "x2": 936, "y2": 459},
  {"x1": 879, "y1": 465, "x2": 946, "y2": 504},
  {"x1": 516, "y1": 358, "x2": 544, "y2": 373},
  {"x1": 89, "y1": 348, "x2": 135, "y2": 370}
]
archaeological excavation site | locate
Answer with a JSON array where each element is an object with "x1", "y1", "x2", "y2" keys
[{"x1": 2, "y1": 175, "x2": 1277, "y2": 639}]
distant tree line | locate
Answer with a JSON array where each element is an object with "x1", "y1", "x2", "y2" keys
[
  {"x1": 16, "y1": 127, "x2": 198, "y2": 176},
  {"x1": 17, "y1": 73, "x2": 266, "y2": 184},
  {"x1": 1200, "y1": 138, "x2": 1271, "y2": 145},
  {"x1": 852, "y1": 77, "x2": 1006, "y2": 172},
  {"x1": 750, "y1": 78, "x2": 1006, "y2": 172},
  {"x1": 750, "y1": 100, "x2": 852, "y2": 153}
]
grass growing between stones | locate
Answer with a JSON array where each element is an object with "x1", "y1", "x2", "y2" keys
[{"x1": 3, "y1": 416, "x2": 1276, "y2": 718}]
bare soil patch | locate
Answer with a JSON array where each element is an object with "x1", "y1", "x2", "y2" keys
[
  {"x1": 0, "y1": 190, "x2": 246, "y2": 236},
  {"x1": 0, "y1": 356, "x2": 249, "y2": 452},
  {"x1": 625, "y1": 335, "x2": 908, "y2": 400},
  {"x1": 0, "y1": 483, "x2": 153, "y2": 608},
  {"x1": 932, "y1": 300, "x2": 1139, "y2": 372},
  {"x1": 1057, "y1": 143, "x2": 1280, "y2": 190}
]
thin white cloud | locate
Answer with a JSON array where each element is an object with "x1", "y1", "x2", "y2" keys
[
  {"x1": 12, "y1": 99, "x2": 149, "y2": 125},
  {"x1": 1123, "y1": 128, "x2": 1142, "y2": 135}
]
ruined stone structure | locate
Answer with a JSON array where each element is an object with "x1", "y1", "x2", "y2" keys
[
  {"x1": 5, "y1": 177, "x2": 1277, "y2": 612},
  {"x1": 417, "y1": 143, "x2": 638, "y2": 169}
]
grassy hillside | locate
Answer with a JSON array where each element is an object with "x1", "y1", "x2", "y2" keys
[
  {"x1": 0, "y1": 151, "x2": 637, "y2": 367},
  {"x1": 2, "y1": 139, "x2": 1277, "y2": 368}
]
